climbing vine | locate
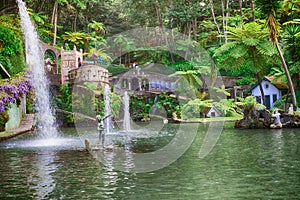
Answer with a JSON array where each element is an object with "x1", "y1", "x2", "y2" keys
[{"x1": 0, "y1": 70, "x2": 32, "y2": 112}]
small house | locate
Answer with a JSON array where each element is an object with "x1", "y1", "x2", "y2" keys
[
  {"x1": 248, "y1": 76, "x2": 288, "y2": 109},
  {"x1": 202, "y1": 105, "x2": 223, "y2": 118}
]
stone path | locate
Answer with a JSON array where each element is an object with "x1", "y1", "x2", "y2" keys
[{"x1": 0, "y1": 114, "x2": 34, "y2": 141}]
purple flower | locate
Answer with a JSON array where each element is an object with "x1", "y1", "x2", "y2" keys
[
  {"x1": 13, "y1": 92, "x2": 19, "y2": 98},
  {"x1": 2, "y1": 97, "x2": 7, "y2": 104}
]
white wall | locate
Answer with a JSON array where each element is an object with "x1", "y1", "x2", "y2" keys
[{"x1": 251, "y1": 80, "x2": 280, "y2": 108}]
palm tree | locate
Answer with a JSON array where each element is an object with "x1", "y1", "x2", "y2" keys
[
  {"x1": 256, "y1": 0, "x2": 297, "y2": 108},
  {"x1": 169, "y1": 65, "x2": 210, "y2": 100},
  {"x1": 88, "y1": 20, "x2": 105, "y2": 36},
  {"x1": 283, "y1": 22, "x2": 300, "y2": 68},
  {"x1": 62, "y1": 31, "x2": 93, "y2": 51},
  {"x1": 214, "y1": 22, "x2": 279, "y2": 106}
]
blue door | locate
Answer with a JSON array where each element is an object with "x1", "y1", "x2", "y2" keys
[{"x1": 265, "y1": 95, "x2": 271, "y2": 109}]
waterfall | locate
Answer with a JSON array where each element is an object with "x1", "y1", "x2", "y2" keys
[
  {"x1": 123, "y1": 91, "x2": 131, "y2": 131},
  {"x1": 104, "y1": 84, "x2": 113, "y2": 133},
  {"x1": 17, "y1": 0, "x2": 58, "y2": 138}
]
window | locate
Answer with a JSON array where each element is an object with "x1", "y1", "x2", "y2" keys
[
  {"x1": 265, "y1": 84, "x2": 269, "y2": 89},
  {"x1": 122, "y1": 79, "x2": 128, "y2": 88},
  {"x1": 273, "y1": 94, "x2": 277, "y2": 104},
  {"x1": 256, "y1": 96, "x2": 261, "y2": 103}
]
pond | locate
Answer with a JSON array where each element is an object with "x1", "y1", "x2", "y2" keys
[{"x1": 1, "y1": 123, "x2": 300, "y2": 199}]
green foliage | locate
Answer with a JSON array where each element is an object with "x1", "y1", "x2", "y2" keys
[
  {"x1": 0, "y1": 15, "x2": 21, "y2": 34},
  {"x1": 0, "y1": 25, "x2": 25, "y2": 75},
  {"x1": 214, "y1": 22, "x2": 279, "y2": 79},
  {"x1": 211, "y1": 85, "x2": 231, "y2": 101},
  {"x1": 130, "y1": 93, "x2": 180, "y2": 121},
  {"x1": 236, "y1": 96, "x2": 265, "y2": 111},
  {"x1": 106, "y1": 66, "x2": 130, "y2": 76},
  {"x1": 272, "y1": 96, "x2": 286, "y2": 110},
  {"x1": 283, "y1": 23, "x2": 300, "y2": 73},
  {"x1": 109, "y1": 92, "x2": 122, "y2": 118},
  {"x1": 0, "y1": 26, "x2": 22, "y2": 57},
  {"x1": 168, "y1": 60, "x2": 196, "y2": 71},
  {"x1": 130, "y1": 95, "x2": 151, "y2": 121},
  {"x1": 54, "y1": 85, "x2": 72, "y2": 112},
  {"x1": 215, "y1": 99, "x2": 242, "y2": 117},
  {"x1": 235, "y1": 77, "x2": 256, "y2": 86},
  {"x1": 62, "y1": 31, "x2": 92, "y2": 46},
  {"x1": 26, "y1": 90, "x2": 34, "y2": 114},
  {"x1": 0, "y1": 111, "x2": 9, "y2": 131},
  {"x1": 181, "y1": 99, "x2": 212, "y2": 119},
  {"x1": 155, "y1": 93, "x2": 180, "y2": 118}
]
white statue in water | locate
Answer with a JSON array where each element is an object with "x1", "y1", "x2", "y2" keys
[
  {"x1": 288, "y1": 104, "x2": 294, "y2": 115},
  {"x1": 96, "y1": 115, "x2": 105, "y2": 146},
  {"x1": 270, "y1": 109, "x2": 282, "y2": 129}
]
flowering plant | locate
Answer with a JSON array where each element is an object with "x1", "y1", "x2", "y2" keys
[{"x1": 0, "y1": 70, "x2": 32, "y2": 112}]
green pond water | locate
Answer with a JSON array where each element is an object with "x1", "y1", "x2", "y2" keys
[{"x1": 1, "y1": 123, "x2": 300, "y2": 199}]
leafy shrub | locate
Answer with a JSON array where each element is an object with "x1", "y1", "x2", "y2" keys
[
  {"x1": 235, "y1": 77, "x2": 256, "y2": 86},
  {"x1": 155, "y1": 93, "x2": 181, "y2": 118},
  {"x1": 181, "y1": 99, "x2": 212, "y2": 119},
  {"x1": 0, "y1": 111, "x2": 9, "y2": 131},
  {"x1": 0, "y1": 25, "x2": 25, "y2": 75},
  {"x1": 106, "y1": 66, "x2": 130, "y2": 76},
  {"x1": 168, "y1": 60, "x2": 196, "y2": 71},
  {"x1": 215, "y1": 99, "x2": 242, "y2": 117}
]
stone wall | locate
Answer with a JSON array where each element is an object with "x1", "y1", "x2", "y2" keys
[{"x1": 5, "y1": 96, "x2": 26, "y2": 131}]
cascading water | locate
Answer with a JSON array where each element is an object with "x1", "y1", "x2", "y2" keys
[
  {"x1": 123, "y1": 91, "x2": 131, "y2": 131},
  {"x1": 17, "y1": 0, "x2": 58, "y2": 138},
  {"x1": 104, "y1": 84, "x2": 113, "y2": 133}
]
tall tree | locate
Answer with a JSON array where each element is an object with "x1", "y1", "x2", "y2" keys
[
  {"x1": 214, "y1": 22, "x2": 279, "y2": 106},
  {"x1": 256, "y1": 0, "x2": 297, "y2": 108},
  {"x1": 210, "y1": 0, "x2": 222, "y2": 45}
]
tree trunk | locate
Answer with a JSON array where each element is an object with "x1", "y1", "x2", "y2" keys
[
  {"x1": 256, "y1": 73, "x2": 266, "y2": 106},
  {"x1": 275, "y1": 42, "x2": 297, "y2": 108},
  {"x1": 239, "y1": 0, "x2": 243, "y2": 18},
  {"x1": 250, "y1": 0, "x2": 256, "y2": 22},
  {"x1": 120, "y1": 48, "x2": 122, "y2": 65},
  {"x1": 221, "y1": 0, "x2": 226, "y2": 43},
  {"x1": 185, "y1": 22, "x2": 192, "y2": 60},
  {"x1": 250, "y1": 48, "x2": 266, "y2": 106},
  {"x1": 51, "y1": 1, "x2": 58, "y2": 46},
  {"x1": 155, "y1": 0, "x2": 175, "y2": 63},
  {"x1": 225, "y1": 0, "x2": 229, "y2": 42},
  {"x1": 85, "y1": 2, "x2": 89, "y2": 33},
  {"x1": 74, "y1": 11, "x2": 77, "y2": 32},
  {"x1": 210, "y1": 0, "x2": 222, "y2": 45},
  {"x1": 193, "y1": 18, "x2": 197, "y2": 40}
]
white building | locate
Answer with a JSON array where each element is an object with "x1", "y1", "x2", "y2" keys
[{"x1": 248, "y1": 76, "x2": 288, "y2": 109}]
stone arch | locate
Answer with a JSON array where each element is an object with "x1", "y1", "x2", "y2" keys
[
  {"x1": 39, "y1": 40, "x2": 61, "y2": 74},
  {"x1": 131, "y1": 77, "x2": 139, "y2": 91},
  {"x1": 39, "y1": 40, "x2": 62, "y2": 86}
]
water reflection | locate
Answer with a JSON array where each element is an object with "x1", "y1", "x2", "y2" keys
[
  {"x1": 30, "y1": 150, "x2": 58, "y2": 199},
  {"x1": 1, "y1": 125, "x2": 300, "y2": 199}
]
